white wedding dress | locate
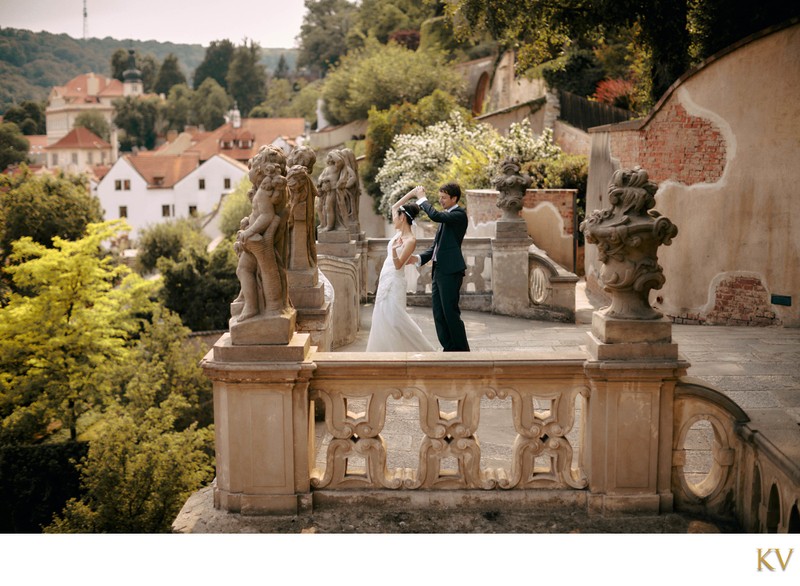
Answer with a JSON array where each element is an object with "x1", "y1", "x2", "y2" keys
[{"x1": 366, "y1": 234, "x2": 436, "y2": 352}]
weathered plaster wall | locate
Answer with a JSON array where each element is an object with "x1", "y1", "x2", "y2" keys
[{"x1": 586, "y1": 22, "x2": 800, "y2": 326}]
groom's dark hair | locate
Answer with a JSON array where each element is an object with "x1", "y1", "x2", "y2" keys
[{"x1": 439, "y1": 182, "x2": 461, "y2": 203}]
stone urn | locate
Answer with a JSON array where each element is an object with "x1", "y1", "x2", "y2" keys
[
  {"x1": 492, "y1": 156, "x2": 532, "y2": 221},
  {"x1": 580, "y1": 167, "x2": 678, "y2": 320}
]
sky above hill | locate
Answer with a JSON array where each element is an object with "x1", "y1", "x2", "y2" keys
[{"x1": 0, "y1": 0, "x2": 306, "y2": 48}]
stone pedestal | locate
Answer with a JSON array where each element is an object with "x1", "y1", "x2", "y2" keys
[
  {"x1": 202, "y1": 332, "x2": 316, "y2": 515},
  {"x1": 317, "y1": 229, "x2": 361, "y2": 349},
  {"x1": 587, "y1": 312, "x2": 678, "y2": 360},
  {"x1": 317, "y1": 230, "x2": 358, "y2": 257},
  {"x1": 288, "y1": 268, "x2": 333, "y2": 352},
  {"x1": 229, "y1": 308, "x2": 296, "y2": 346},
  {"x1": 492, "y1": 220, "x2": 533, "y2": 317},
  {"x1": 584, "y1": 314, "x2": 687, "y2": 515}
]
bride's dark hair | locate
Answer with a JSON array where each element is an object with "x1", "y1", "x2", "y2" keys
[{"x1": 398, "y1": 203, "x2": 420, "y2": 225}]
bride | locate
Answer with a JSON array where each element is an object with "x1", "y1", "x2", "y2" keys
[{"x1": 366, "y1": 187, "x2": 436, "y2": 352}]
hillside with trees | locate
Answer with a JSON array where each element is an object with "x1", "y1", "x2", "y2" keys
[{"x1": 0, "y1": 27, "x2": 298, "y2": 113}]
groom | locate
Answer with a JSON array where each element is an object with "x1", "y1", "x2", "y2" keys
[{"x1": 411, "y1": 183, "x2": 470, "y2": 352}]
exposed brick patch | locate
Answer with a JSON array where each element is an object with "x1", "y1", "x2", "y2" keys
[
  {"x1": 692, "y1": 275, "x2": 780, "y2": 326},
  {"x1": 609, "y1": 102, "x2": 727, "y2": 185}
]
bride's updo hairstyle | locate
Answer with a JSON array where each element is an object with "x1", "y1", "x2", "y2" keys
[{"x1": 398, "y1": 203, "x2": 420, "y2": 225}]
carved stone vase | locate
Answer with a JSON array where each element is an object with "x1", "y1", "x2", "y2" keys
[
  {"x1": 580, "y1": 167, "x2": 678, "y2": 320},
  {"x1": 492, "y1": 156, "x2": 532, "y2": 221}
]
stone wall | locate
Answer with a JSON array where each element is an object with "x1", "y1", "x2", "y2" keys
[
  {"x1": 466, "y1": 188, "x2": 578, "y2": 273},
  {"x1": 585, "y1": 21, "x2": 800, "y2": 326}
]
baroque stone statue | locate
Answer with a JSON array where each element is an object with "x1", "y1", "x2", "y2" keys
[
  {"x1": 317, "y1": 147, "x2": 360, "y2": 233},
  {"x1": 492, "y1": 156, "x2": 532, "y2": 220},
  {"x1": 286, "y1": 163, "x2": 318, "y2": 271},
  {"x1": 580, "y1": 167, "x2": 678, "y2": 320},
  {"x1": 231, "y1": 147, "x2": 290, "y2": 323}
]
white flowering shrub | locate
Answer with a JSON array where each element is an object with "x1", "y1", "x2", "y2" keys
[{"x1": 376, "y1": 112, "x2": 562, "y2": 216}]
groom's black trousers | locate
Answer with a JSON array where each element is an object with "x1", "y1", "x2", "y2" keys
[{"x1": 431, "y1": 263, "x2": 470, "y2": 352}]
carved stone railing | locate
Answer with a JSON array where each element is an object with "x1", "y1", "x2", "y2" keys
[
  {"x1": 200, "y1": 338, "x2": 799, "y2": 530},
  {"x1": 672, "y1": 378, "x2": 800, "y2": 532},
  {"x1": 308, "y1": 352, "x2": 589, "y2": 491}
]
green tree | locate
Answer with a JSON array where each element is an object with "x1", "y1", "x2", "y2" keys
[
  {"x1": 363, "y1": 89, "x2": 467, "y2": 207},
  {"x1": 191, "y1": 78, "x2": 231, "y2": 131},
  {"x1": 139, "y1": 54, "x2": 160, "y2": 93},
  {"x1": 447, "y1": 0, "x2": 795, "y2": 104},
  {"x1": 250, "y1": 78, "x2": 295, "y2": 118},
  {"x1": 164, "y1": 83, "x2": 194, "y2": 131},
  {"x1": 73, "y1": 110, "x2": 111, "y2": 142},
  {"x1": 108, "y1": 305, "x2": 213, "y2": 430},
  {"x1": 0, "y1": 221, "x2": 158, "y2": 443},
  {"x1": 110, "y1": 48, "x2": 130, "y2": 81},
  {"x1": 193, "y1": 39, "x2": 235, "y2": 90},
  {"x1": 321, "y1": 39, "x2": 465, "y2": 125},
  {"x1": 46, "y1": 400, "x2": 213, "y2": 533},
  {"x1": 274, "y1": 53, "x2": 290, "y2": 79},
  {"x1": 286, "y1": 79, "x2": 323, "y2": 124},
  {"x1": 153, "y1": 53, "x2": 188, "y2": 96},
  {"x1": 157, "y1": 243, "x2": 240, "y2": 332},
  {"x1": 227, "y1": 40, "x2": 268, "y2": 116},
  {"x1": 2, "y1": 101, "x2": 46, "y2": 135},
  {"x1": 113, "y1": 95, "x2": 163, "y2": 151},
  {"x1": 0, "y1": 122, "x2": 29, "y2": 171},
  {"x1": 0, "y1": 167, "x2": 103, "y2": 270},
  {"x1": 297, "y1": 0, "x2": 359, "y2": 77},
  {"x1": 135, "y1": 218, "x2": 209, "y2": 275},
  {"x1": 348, "y1": 0, "x2": 437, "y2": 47}
]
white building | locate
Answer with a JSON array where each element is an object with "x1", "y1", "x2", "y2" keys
[
  {"x1": 44, "y1": 127, "x2": 113, "y2": 174},
  {"x1": 96, "y1": 152, "x2": 248, "y2": 241}
]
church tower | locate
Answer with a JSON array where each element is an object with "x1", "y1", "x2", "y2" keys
[{"x1": 122, "y1": 49, "x2": 143, "y2": 96}]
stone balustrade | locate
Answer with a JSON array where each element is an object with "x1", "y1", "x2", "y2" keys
[{"x1": 308, "y1": 352, "x2": 589, "y2": 491}]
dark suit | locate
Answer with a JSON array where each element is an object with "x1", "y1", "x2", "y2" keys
[{"x1": 418, "y1": 201, "x2": 470, "y2": 351}]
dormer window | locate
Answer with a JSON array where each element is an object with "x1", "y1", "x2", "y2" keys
[{"x1": 153, "y1": 176, "x2": 164, "y2": 186}]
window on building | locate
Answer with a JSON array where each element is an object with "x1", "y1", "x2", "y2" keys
[
  {"x1": 87, "y1": 152, "x2": 93, "y2": 165},
  {"x1": 153, "y1": 176, "x2": 164, "y2": 186},
  {"x1": 52, "y1": 154, "x2": 59, "y2": 166},
  {"x1": 123, "y1": 180, "x2": 131, "y2": 190},
  {"x1": 199, "y1": 179, "x2": 205, "y2": 190},
  {"x1": 71, "y1": 153, "x2": 79, "y2": 165},
  {"x1": 189, "y1": 205, "x2": 198, "y2": 217},
  {"x1": 162, "y1": 205, "x2": 171, "y2": 217},
  {"x1": 224, "y1": 177, "x2": 231, "y2": 189},
  {"x1": 119, "y1": 206, "x2": 127, "y2": 218},
  {"x1": 115, "y1": 179, "x2": 122, "y2": 191}
]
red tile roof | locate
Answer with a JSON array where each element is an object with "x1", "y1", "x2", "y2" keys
[
  {"x1": 125, "y1": 153, "x2": 201, "y2": 188},
  {"x1": 45, "y1": 127, "x2": 111, "y2": 150},
  {"x1": 53, "y1": 73, "x2": 124, "y2": 100},
  {"x1": 187, "y1": 118, "x2": 306, "y2": 162}
]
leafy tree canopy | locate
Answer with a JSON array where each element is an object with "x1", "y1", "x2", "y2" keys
[
  {"x1": 297, "y1": 0, "x2": 360, "y2": 77},
  {"x1": 163, "y1": 83, "x2": 194, "y2": 132},
  {"x1": 153, "y1": 53, "x2": 188, "y2": 96},
  {"x1": 2, "y1": 101, "x2": 46, "y2": 135},
  {"x1": 0, "y1": 122, "x2": 29, "y2": 171},
  {"x1": 135, "y1": 218, "x2": 209, "y2": 275},
  {"x1": 0, "y1": 220, "x2": 159, "y2": 443},
  {"x1": 446, "y1": 0, "x2": 798, "y2": 103},
  {"x1": 363, "y1": 89, "x2": 467, "y2": 208},
  {"x1": 192, "y1": 39, "x2": 235, "y2": 90},
  {"x1": 321, "y1": 39, "x2": 465, "y2": 125},
  {"x1": 0, "y1": 166, "x2": 104, "y2": 274},
  {"x1": 113, "y1": 95, "x2": 164, "y2": 151},
  {"x1": 191, "y1": 78, "x2": 231, "y2": 131},
  {"x1": 226, "y1": 40, "x2": 268, "y2": 116}
]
